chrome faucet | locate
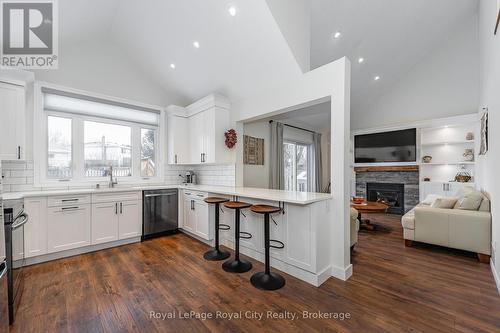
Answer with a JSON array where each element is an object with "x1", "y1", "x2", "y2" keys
[{"x1": 108, "y1": 166, "x2": 118, "y2": 188}]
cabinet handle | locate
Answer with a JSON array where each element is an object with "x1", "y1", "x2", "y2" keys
[
  {"x1": 62, "y1": 198, "x2": 79, "y2": 202},
  {"x1": 175, "y1": 154, "x2": 177, "y2": 164},
  {"x1": 17, "y1": 146, "x2": 21, "y2": 159},
  {"x1": 202, "y1": 153, "x2": 206, "y2": 163},
  {"x1": 115, "y1": 203, "x2": 118, "y2": 214},
  {"x1": 120, "y1": 202, "x2": 123, "y2": 214},
  {"x1": 200, "y1": 153, "x2": 203, "y2": 163},
  {"x1": 61, "y1": 206, "x2": 79, "y2": 212}
]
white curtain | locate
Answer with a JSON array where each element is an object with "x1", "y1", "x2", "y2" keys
[{"x1": 269, "y1": 121, "x2": 284, "y2": 189}]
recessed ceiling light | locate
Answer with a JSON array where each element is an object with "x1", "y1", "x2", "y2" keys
[
  {"x1": 193, "y1": 41, "x2": 200, "y2": 48},
  {"x1": 358, "y1": 57, "x2": 364, "y2": 63},
  {"x1": 228, "y1": 5, "x2": 237, "y2": 16},
  {"x1": 170, "y1": 63, "x2": 176, "y2": 69},
  {"x1": 374, "y1": 75, "x2": 380, "y2": 81},
  {"x1": 333, "y1": 31, "x2": 342, "y2": 39}
]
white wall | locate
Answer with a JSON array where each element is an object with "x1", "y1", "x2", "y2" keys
[
  {"x1": 243, "y1": 121, "x2": 271, "y2": 188},
  {"x1": 352, "y1": 16, "x2": 480, "y2": 130},
  {"x1": 31, "y1": 39, "x2": 179, "y2": 107},
  {"x1": 477, "y1": 0, "x2": 500, "y2": 292},
  {"x1": 265, "y1": 0, "x2": 310, "y2": 73},
  {"x1": 234, "y1": 58, "x2": 352, "y2": 281}
]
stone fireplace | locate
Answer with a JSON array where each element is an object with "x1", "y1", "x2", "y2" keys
[{"x1": 355, "y1": 166, "x2": 419, "y2": 214}]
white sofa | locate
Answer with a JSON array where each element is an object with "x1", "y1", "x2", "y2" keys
[{"x1": 401, "y1": 189, "x2": 491, "y2": 263}]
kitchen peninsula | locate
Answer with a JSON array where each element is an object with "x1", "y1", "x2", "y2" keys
[{"x1": 4, "y1": 185, "x2": 332, "y2": 286}]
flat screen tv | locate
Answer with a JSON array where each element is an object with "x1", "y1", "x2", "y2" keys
[{"x1": 354, "y1": 128, "x2": 416, "y2": 163}]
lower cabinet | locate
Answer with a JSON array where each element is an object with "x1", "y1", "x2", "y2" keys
[
  {"x1": 182, "y1": 191, "x2": 212, "y2": 240},
  {"x1": 47, "y1": 205, "x2": 91, "y2": 253},
  {"x1": 118, "y1": 201, "x2": 141, "y2": 239},
  {"x1": 24, "y1": 197, "x2": 48, "y2": 258},
  {"x1": 92, "y1": 199, "x2": 142, "y2": 243},
  {"x1": 92, "y1": 202, "x2": 119, "y2": 244}
]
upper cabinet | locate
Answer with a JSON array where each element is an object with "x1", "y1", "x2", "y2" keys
[
  {"x1": 0, "y1": 81, "x2": 26, "y2": 160},
  {"x1": 167, "y1": 112, "x2": 190, "y2": 165},
  {"x1": 166, "y1": 94, "x2": 234, "y2": 165}
]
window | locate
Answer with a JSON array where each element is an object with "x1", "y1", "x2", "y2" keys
[
  {"x1": 284, "y1": 141, "x2": 310, "y2": 192},
  {"x1": 40, "y1": 89, "x2": 161, "y2": 184},
  {"x1": 47, "y1": 116, "x2": 72, "y2": 179},
  {"x1": 141, "y1": 128, "x2": 156, "y2": 177},
  {"x1": 84, "y1": 121, "x2": 132, "y2": 177}
]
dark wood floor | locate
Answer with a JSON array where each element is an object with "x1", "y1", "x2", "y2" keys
[{"x1": 12, "y1": 214, "x2": 500, "y2": 332}]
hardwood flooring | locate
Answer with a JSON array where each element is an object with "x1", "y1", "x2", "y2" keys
[{"x1": 12, "y1": 214, "x2": 500, "y2": 332}]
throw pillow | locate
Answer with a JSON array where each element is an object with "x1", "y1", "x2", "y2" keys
[
  {"x1": 431, "y1": 197, "x2": 458, "y2": 209},
  {"x1": 454, "y1": 190, "x2": 484, "y2": 210},
  {"x1": 422, "y1": 194, "x2": 440, "y2": 205}
]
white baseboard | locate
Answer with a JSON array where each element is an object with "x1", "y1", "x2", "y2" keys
[
  {"x1": 491, "y1": 259, "x2": 500, "y2": 296},
  {"x1": 331, "y1": 263, "x2": 353, "y2": 281},
  {"x1": 24, "y1": 237, "x2": 140, "y2": 266}
]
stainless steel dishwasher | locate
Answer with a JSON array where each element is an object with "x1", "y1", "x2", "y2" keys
[{"x1": 142, "y1": 189, "x2": 178, "y2": 240}]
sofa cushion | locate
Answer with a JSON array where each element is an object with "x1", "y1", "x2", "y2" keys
[
  {"x1": 401, "y1": 209, "x2": 415, "y2": 229},
  {"x1": 479, "y1": 196, "x2": 490, "y2": 212},
  {"x1": 421, "y1": 194, "x2": 440, "y2": 205},
  {"x1": 454, "y1": 190, "x2": 484, "y2": 210},
  {"x1": 431, "y1": 197, "x2": 458, "y2": 209}
]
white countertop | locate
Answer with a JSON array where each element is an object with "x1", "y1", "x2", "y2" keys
[{"x1": 2, "y1": 184, "x2": 332, "y2": 205}]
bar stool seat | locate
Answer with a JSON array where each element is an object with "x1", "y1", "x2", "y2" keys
[
  {"x1": 222, "y1": 201, "x2": 253, "y2": 273},
  {"x1": 250, "y1": 204, "x2": 285, "y2": 290},
  {"x1": 223, "y1": 201, "x2": 252, "y2": 210},
  {"x1": 203, "y1": 197, "x2": 230, "y2": 261}
]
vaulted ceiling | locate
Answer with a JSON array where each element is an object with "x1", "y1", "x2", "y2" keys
[{"x1": 55, "y1": 0, "x2": 479, "y2": 113}]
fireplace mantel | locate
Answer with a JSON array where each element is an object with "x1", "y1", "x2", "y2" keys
[{"x1": 354, "y1": 165, "x2": 419, "y2": 173}]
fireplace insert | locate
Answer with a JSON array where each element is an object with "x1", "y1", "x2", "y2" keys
[{"x1": 366, "y1": 183, "x2": 405, "y2": 214}]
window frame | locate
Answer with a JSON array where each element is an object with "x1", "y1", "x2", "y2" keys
[
  {"x1": 34, "y1": 82, "x2": 164, "y2": 187},
  {"x1": 283, "y1": 140, "x2": 313, "y2": 192}
]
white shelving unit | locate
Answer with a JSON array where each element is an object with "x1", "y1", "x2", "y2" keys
[{"x1": 419, "y1": 121, "x2": 478, "y2": 198}]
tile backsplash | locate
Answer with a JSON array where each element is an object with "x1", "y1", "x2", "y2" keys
[{"x1": 1, "y1": 160, "x2": 236, "y2": 193}]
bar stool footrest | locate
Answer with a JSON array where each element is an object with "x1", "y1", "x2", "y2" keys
[
  {"x1": 269, "y1": 240, "x2": 285, "y2": 249},
  {"x1": 239, "y1": 231, "x2": 252, "y2": 239},
  {"x1": 219, "y1": 224, "x2": 231, "y2": 231}
]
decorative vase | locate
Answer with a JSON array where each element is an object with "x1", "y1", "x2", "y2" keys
[{"x1": 463, "y1": 149, "x2": 474, "y2": 162}]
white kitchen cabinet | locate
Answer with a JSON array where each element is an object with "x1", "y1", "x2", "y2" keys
[
  {"x1": 182, "y1": 191, "x2": 212, "y2": 240},
  {"x1": 24, "y1": 197, "x2": 48, "y2": 258},
  {"x1": 167, "y1": 115, "x2": 190, "y2": 164},
  {"x1": 91, "y1": 192, "x2": 142, "y2": 242},
  {"x1": 0, "y1": 82, "x2": 25, "y2": 160},
  {"x1": 167, "y1": 94, "x2": 234, "y2": 165},
  {"x1": 91, "y1": 202, "x2": 119, "y2": 244},
  {"x1": 118, "y1": 200, "x2": 142, "y2": 239},
  {"x1": 182, "y1": 198, "x2": 196, "y2": 233},
  {"x1": 193, "y1": 199, "x2": 210, "y2": 239},
  {"x1": 47, "y1": 205, "x2": 91, "y2": 253}
]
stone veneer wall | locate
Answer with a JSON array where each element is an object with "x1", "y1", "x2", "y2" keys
[{"x1": 355, "y1": 171, "x2": 419, "y2": 213}]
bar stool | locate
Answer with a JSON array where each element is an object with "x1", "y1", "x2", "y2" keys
[
  {"x1": 203, "y1": 197, "x2": 230, "y2": 261},
  {"x1": 250, "y1": 205, "x2": 285, "y2": 290},
  {"x1": 222, "y1": 201, "x2": 253, "y2": 273}
]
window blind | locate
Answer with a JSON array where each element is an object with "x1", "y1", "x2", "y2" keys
[{"x1": 42, "y1": 89, "x2": 160, "y2": 126}]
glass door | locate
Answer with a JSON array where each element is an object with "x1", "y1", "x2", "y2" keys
[{"x1": 283, "y1": 142, "x2": 310, "y2": 192}]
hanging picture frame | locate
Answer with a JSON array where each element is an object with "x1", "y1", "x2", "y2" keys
[{"x1": 479, "y1": 110, "x2": 489, "y2": 155}]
